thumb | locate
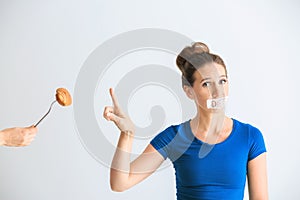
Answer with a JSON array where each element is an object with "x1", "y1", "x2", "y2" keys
[
  {"x1": 106, "y1": 112, "x2": 121, "y2": 124},
  {"x1": 27, "y1": 125, "x2": 38, "y2": 134}
]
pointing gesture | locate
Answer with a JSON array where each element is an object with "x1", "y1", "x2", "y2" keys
[{"x1": 103, "y1": 88, "x2": 135, "y2": 134}]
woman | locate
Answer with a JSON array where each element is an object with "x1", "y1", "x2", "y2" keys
[{"x1": 103, "y1": 42, "x2": 268, "y2": 200}]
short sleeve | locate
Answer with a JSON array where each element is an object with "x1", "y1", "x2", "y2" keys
[
  {"x1": 150, "y1": 125, "x2": 177, "y2": 160},
  {"x1": 248, "y1": 127, "x2": 267, "y2": 161}
]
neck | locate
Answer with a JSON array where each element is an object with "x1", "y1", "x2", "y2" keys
[{"x1": 191, "y1": 106, "x2": 227, "y2": 133}]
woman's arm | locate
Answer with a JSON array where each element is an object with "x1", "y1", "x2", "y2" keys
[
  {"x1": 104, "y1": 88, "x2": 164, "y2": 192},
  {"x1": 247, "y1": 153, "x2": 268, "y2": 200},
  {"x1": 110, "y1": 137, "x2": 164, "y2": 192}
]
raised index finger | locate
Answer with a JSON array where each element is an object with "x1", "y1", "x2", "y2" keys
[{"x1": 109, "y1": 88, "x2": 120, "y2": 108}]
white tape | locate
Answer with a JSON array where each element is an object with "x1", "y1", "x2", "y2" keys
[{"x1": 206, "y1": 97, "x2": 228, "y2": 109}]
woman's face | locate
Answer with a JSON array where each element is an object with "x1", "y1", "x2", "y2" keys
[{"x1": 184, "y1": 62, "x2": 229, "y2": 112}]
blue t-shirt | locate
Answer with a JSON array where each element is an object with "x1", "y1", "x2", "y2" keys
[{"x1": 150, "y1": 118, "x2": 266, "y2": 200}]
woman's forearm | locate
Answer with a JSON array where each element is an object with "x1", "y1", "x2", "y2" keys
[{"x1": 110, "y1": 131, "x2": 134, "y2": 191}]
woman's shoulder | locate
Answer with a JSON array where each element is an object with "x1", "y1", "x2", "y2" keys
[
  {"x1": 233, "y1": 118, "x2": 260, "y2": 131},
  {"x1": 232, "y1": 118, "x2": 264, "y2": 139},
  {"x1": 152, "y1": 120, "x2": 188, "y2": 141},
  {"x1": 232, "y1": 118, "x2": 267, "y2": 158}
]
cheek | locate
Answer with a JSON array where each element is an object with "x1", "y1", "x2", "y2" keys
[
  {"x1": 224, "y1": 84, "x2": 229, "y2": 96},
  {"x1": 193, "y1": 87, "x2": 211, "y2": 102}
]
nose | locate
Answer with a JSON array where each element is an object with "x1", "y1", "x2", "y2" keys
[
  {"x1": 210, "y1": 84, "x2": 224, "y2": 98},
  {"x1": 211, "y1": 87, "x2": 219, "y2": 98}
]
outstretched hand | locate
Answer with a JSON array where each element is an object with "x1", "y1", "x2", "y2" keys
[
  {"x1": 0, "y1": 126, "x2": 38, "y2": 147},
  {"x1": 103, "y1": 88, "x2": 135, "y2": 134}
]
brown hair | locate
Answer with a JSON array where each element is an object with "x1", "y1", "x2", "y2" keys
[{"x1": 176, "y1": 42, "x2": 227, "y2": 87}]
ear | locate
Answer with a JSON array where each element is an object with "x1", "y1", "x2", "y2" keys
[{"x1": 183, "y1": 85, "x2": 195, "y2": 100}]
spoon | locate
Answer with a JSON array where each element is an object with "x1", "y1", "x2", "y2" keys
[{"x1": 35, "y1": 88, "x2": 72, "y2": 127}]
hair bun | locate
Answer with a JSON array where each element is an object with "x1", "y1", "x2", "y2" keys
[
  {"x1": 176, "y1": 42, "x2": 210, "y2": 73},
  {"x1": 191, "y1": 42, "x2": 210, "y2": 53}
]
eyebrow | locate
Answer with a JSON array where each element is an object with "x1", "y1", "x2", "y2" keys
[{"x1": 200, "y1": 75, "x2": 227, "y2": 83}]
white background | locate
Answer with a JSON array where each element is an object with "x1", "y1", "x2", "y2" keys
[{"x1": 1, "y1": 0, "x2": 299, "y2": 199}]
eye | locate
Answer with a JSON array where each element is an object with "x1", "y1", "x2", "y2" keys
[
  {"x1": 202, "y1": 82, "x2": 211, "y2": 87},
  {"x1": 219, "y1": 79, "x2": 227, "y2": 85}
]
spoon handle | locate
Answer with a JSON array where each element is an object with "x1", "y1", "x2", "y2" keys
[{"x1": 34, "y1": 100, "x2": 57, "y2": 127}]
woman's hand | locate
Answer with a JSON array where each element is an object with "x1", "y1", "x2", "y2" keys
[
  {"x1": 103, "y1": 88, "x2": 135, "y2": 134},
  {"x1": 0, "y1": 126, "x2": 38, "y2": 147},
  {"x1": 104, "y1": 88, "x2": 164, "y2": 192}
]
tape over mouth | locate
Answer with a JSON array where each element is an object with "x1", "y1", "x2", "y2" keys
[{"x1": 206, "y1": 97, "x2": 228, "y2": 109}]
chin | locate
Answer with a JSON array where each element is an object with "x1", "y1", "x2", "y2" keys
[{"x1": 208, "y1": 108, "x2": 225, "y2": 113}]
